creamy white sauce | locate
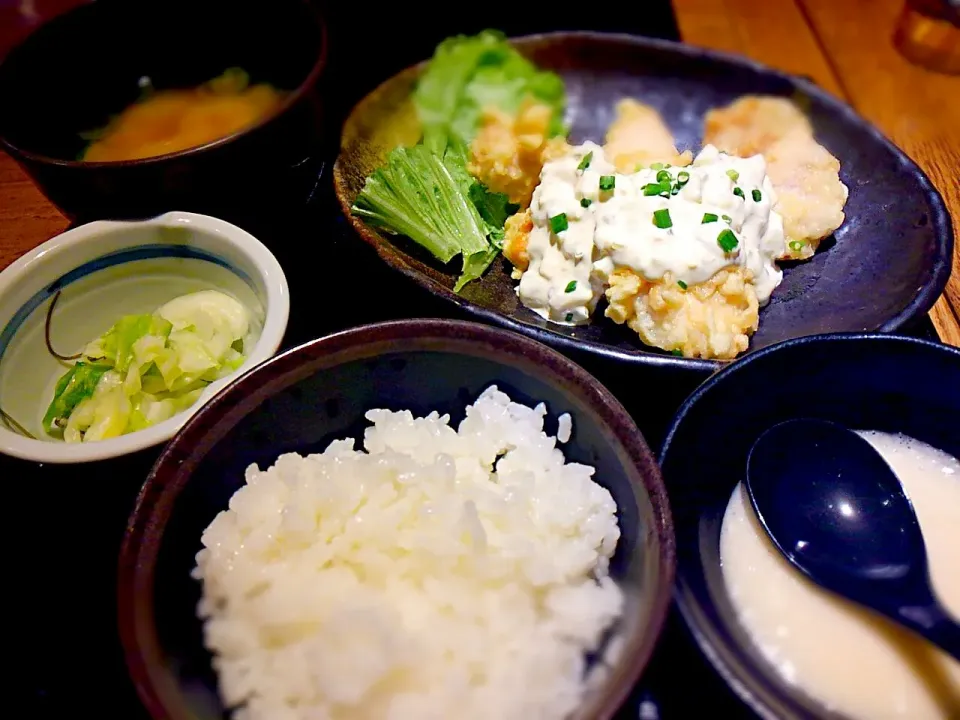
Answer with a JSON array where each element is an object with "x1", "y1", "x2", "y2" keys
[
  {"x1": 720, "y1": 432, "x2": 960, "y2": 719},
  {"x1": 520, "y1": 142, "x2": 786, "y2": 325}
]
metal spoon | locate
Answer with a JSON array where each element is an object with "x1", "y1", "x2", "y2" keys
[{"x1": 745, "y1": 417, "x2": 960, "y2": 662}]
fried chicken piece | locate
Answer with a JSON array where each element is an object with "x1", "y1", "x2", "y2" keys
[
  {"x1": 703, "y1": 95, "x2": 812, "y2": 157},
  {"x1": 468, "y1": 99, "x2": 570, "y2": 208},
  {"x1": 503, "y1": 209, "x2": 533, "y2": 277},
  {"x1": 703, "y1": 95, "x2": 848, "y2": 259},
  {"x1": 764, "y1": 127, "x2": 849, "y2": 260},
  {"x1": 605, "y1": 266, "x2": 760, "y2": 360},
  {"x1": 603, "y1": 99, "x2": 692, "y2": 173}
]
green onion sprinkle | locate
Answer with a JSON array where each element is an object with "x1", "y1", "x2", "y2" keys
[
  {"x1": 653, "y1": 209, "x2": 673, "y2": 229},
  {"x1": 717, "y1": 228, "x2": 739, "y2": 252}
]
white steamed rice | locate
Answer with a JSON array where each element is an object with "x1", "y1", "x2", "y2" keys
[{"x1": 194, "y1": 385, "x2": 624, "y2": 720}]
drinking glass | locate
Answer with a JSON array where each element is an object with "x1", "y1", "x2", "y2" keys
[{"x1": 893, "y1": 0, "x2": 960, "y2": 74}]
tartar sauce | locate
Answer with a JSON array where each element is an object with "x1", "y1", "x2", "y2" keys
[{"x1": 520, "y1": 142, "x2": 787, "y2": 325}]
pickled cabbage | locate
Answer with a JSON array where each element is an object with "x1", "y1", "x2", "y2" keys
[{"x1": 43, "y1": 290, "x2": 254, "y2": 443}]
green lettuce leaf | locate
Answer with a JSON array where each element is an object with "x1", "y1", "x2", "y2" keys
[
  {"x1": 353, "y1": 136, "x2": 519, "y2": 292},
  {"x1": 413, "y1": 30, "x2": 567, "y2": 151},
  {"x1": 468, "y1": 182, "x2": 520, "y2": 231},
  {"x1": 354, "y1": 30, "x2": 554, "y2": 293},
  {"x1": 453, "y1": 180, "x2": 520, "y2": 291},
  {"x1": 353, "y1": 143, "x2": 490, "y2": 263}
]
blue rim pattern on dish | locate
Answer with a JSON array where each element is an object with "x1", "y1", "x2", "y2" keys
[{"x1": 0, "y1": 244, "x2": 251, "y2": 365}]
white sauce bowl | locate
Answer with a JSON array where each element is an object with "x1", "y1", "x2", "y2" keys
[{"x1": 0, "y1": 211, "x2": 289, "y2": 463}]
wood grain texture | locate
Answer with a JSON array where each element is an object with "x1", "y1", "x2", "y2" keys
[
  {"x1": 0, "y1": 155, "x2": 68, "y2": 265},
  {"x1": 674, "y1": 0, "x2": 960, "y2": 346},
  {"x1": 671, "y1": 0, "x2": 843, "y2": 95},
  {"x1": 795, "y1": 0, "x2": 960, "y2": 327}
]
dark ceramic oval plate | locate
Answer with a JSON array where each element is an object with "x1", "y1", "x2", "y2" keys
[{"x1": 333, "y1": 32, "x2": 953, "y2": 372}]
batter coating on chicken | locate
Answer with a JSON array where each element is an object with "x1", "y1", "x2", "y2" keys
[
  {"x1": 703, "y1": 94, "x2": 848, "y2": 260},
  {"x1": 763, "y1": 127, "x2": 849, "y2": 259},
  {"x1": 503, "y1": 209, "x2": 533, "y2": 278},
  {"x1": 703, "y1": 95, "x2": 812, "y2": 158},
  {"x1": 603, "y1": 99, "x2": 693, "y2": 173},
  {"x1": 468, "y1": 98, "x2": 570, "y2": 209},
  {"x1": 605, "y1": 267, "x2": 760, "y2": 360},
  {"x1": 503, "y1": 208, "x2": 761, "y2": 360}
]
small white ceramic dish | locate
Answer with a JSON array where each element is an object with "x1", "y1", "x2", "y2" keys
[{"x1": 0, "y1": 211, "x2": 289, "y2": 463}]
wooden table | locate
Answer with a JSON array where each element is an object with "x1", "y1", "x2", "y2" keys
[{"x1": 1, "y1": 0, "x2": 957, "y2": 345}]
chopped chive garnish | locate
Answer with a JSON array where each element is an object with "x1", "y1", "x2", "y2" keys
[
  {"x1": 565, "y1": 280, "x2": 577, "y2": 293},
  {"x1": 722, "y1": 214, "x2": 732, "y2": 222},
  {"x1": 671, "y1": 349, "x2": 684, "y2": 357},
  {"x1": 733, "y1": 186, "x2": 745, "y2": 199},
  {"x1": 664, "y1": 163, "x2": 672, "y2": 168},
  {"x1": 656, "y1": 169, "x2": 672, "y2": 184},
  {"x1": 577, "y1": 151, "x2": 594, "y2": 171},
  {"x1": 565, "y1": 313, "x2": 573, "y2": 322},
  {"x1": 653, "y1": 209, "x2": 673, "y2": 229},
  {"x1": 789, "y1": 240, "x2": 804, "y2": 252},
  {"x1": 650, "y1": 162, "x2": 664, "y2": 171},
  {"x1": 752, "y1": 188, "x2": 762, "y2": 202},
  {"x1": 599, "y1": 175, "x2": 616, "y2": 191},
  {"x1": 659, "y1": 184, "x2": 672, "y2": 198},
  {"x1": 671, "y1": 186, "x2": 680, "y2": 195},
  {"x1": 717, "y1": 229, "x2": 739, "y2": 252},
  {"x1": 642, "y1": 183, "x2": 662, "y2": 196},
  {"x1": 726, "y1": 169, "x2": 740, "y2": 182},
  {"x1": 549, "y1": 213, "x2": 569, "y2": 233},
  {"x1": 677, "y1": 280, "x2": 688, "y2": 289},
  {"x1": 677, "y1": 171, "x2": 690, "y2": 185},
  {"x1": 702, "y1": 212, "x2": 719, "y2": 224},
  {"x1": 581, "y1": 198, "x2": 593, "y2": 208}
]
